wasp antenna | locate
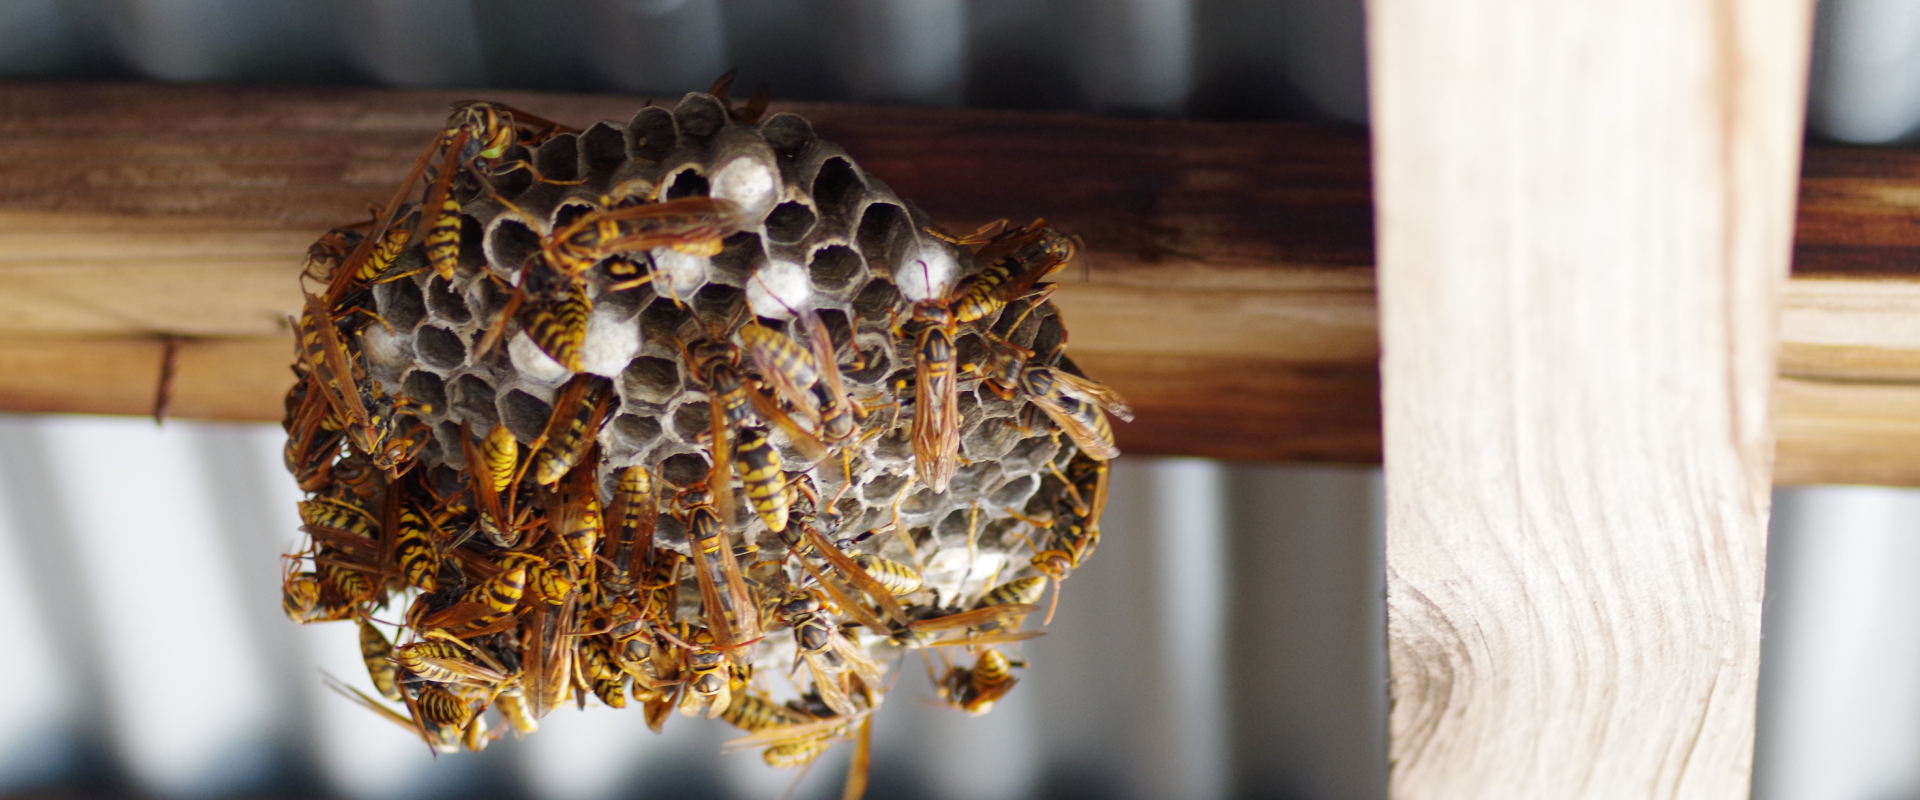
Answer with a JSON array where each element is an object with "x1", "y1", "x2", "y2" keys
[
  {"x1": 1041, "y1": 578, "x2": 1063, "y2": 626},
  {"x1": 708, "y1": 69, "x2": 739, "y2": 101}
]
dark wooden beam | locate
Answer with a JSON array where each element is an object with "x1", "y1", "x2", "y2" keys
[{"x1": 2, "y1": 81, "x2": 1919, "y2": 483}]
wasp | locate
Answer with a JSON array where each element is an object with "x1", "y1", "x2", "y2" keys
[
  {"x1": 938, "y1": 648, "x2": 1022, "y2": 716},
  {"x1": 329, "y1": 451, "x2": 387, "y2": 501},
  {"x1": 598, "y1": 465, "x2": 655, "y2": 598},
  {"x1": 784, "y1": 517, "x2": 911, "y2": 636},
  {"x1": 322, "y1": 101, "x2": 575, "y2": 307},
  {"x1": 977, "y1": 337, "x2": 1132, "y2": 461},
  {"x1": 675, "y1": 625, "x2": 739, "y2": 719},
  {"x1": 1029, "y1": 453, "x2": 1109, "y2": 624},
  {"x1": 902, "y1": 285, "x2": 962, "y2": 494},
  {"x1": 732, "y1": 426, "x2": 788, "y2": 533},
  {"x1": 495, "y1": 687, "x2": 538, "y2": 738},
  {"x1": 283, "y1": 396, "x2": 346, "y2": 493},
  {"x1": 722, "y1": 702, "x2": 871, "y2": 773},
  {"x1": 282, "y1": 569, "x2": 323, "y2": 622},
  {"x1": 720, "y1": 690, "x2": 809, "y2": 737},
  {"x1": 295, "y1": 295, "x2": 378, "y2": 451},
  {"x1": 934, "y1": 219, "x2": 1077, "y2": 325},
  {"x1": 357, "y1": 618, "x2": 405, "y2": 703},
  {"x1": 317, "y1": 550, "x2": 380, "y2": 608},
  {"x1": 549, "y1": 459, "x2": 603, "y2": 568},
  {"x1": 708, "y1": 69, "x2": 773, "y2": 126},
  {"x1": 526, "y1": 554, "x2": 579, "y2": 606},
  {"x1": 360, "y1": 389, "x2": 436, "y2": 473},
  {"x1": 516, "y1": 257, "x2": 595, "y2": 372},
  {"x1": 347, "y1": 208, "x2": 421, "y2": 286},
  {"x1": 301, "y1": 226, "x2": 365, "y2": 286},
  {"x1": 683, "y1": 328, "x2": 826, "y2": 536},
  {"x1": 299, "y1": 496, "x2": 379, "y2": 539},
  {"x1": 778, "y1": 593, "x2": 885, "y2": 717},
  {"x1": 978, "y1": 575, "x2": 1046, "y2": 609},
  {"x1": 519, "y1": 561, "x2": 581, "y2": 718},
  {"x1": 675, "y1": 482, "x2": 761, "y2": 649},
  {"x1": 459, "y1": 422, "x2": 537, "y2": 548},
  {"x1": 475, "y1": 195, "x2": 744, "y2": 370},
  {"x1": 719, "y1": 692, "x2": 840, "y2": 769},
  {"x1": 596, "y1": 599, "x2": 664, "y2": 681},
  {"x1": 393, "y1": 500, "x2": 440, "y2": 592},
  {"x1": 529, "y1": 374, "x2": 614, "y2": 488},
  {"x1": 282, "y1": 566, "x2": 353, "y2": 623},
  {"x1": 589, "y1": 592, "x2": 665, "y2": 681},
  {"x1": 735, "y1": 299, "x2": 864, "y2": 447},
  {"x1": 322, "y1": 672, "x2": 461, "y2": 754},
  {"x1": 423, "y1": 194, "x2": 464, "y2": 280},
  {"x1": 418, "y1": 552, "x2": 537, "y2": 636},
  {"x1": 396, "y1": 630, "x2": 514, "y2": 687},
  {"x1": 479, "y1": 423, "x2": 518, "y2": 494},
  {"x1": 1017, "y1": 365, "x2": 1131, "y2": 461},
  {"x1": 412, "y1": 683, "x2": 476, "y2": 734},
  {"x1": 888, "y1": 599, "x2": 1045, "y2": 650},
  {"x1": 850, "y1": 553, "x2": 922, "y2": 597},
  {"x1": 579, "y1": 636, "x2": 628, "y2": 708},
  {"x1": 541, "y1": 196, "x2": 744, "y2": 278}
]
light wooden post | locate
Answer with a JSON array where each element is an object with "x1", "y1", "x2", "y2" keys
[{"x1": 1370, "y1": 1, "x2": 1813, "y2": 796}]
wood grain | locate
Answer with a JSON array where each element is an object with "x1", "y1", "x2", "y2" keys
[
  {"x1": 0, "y1": 81, "x2": 1379, "y2": 463},
  {"x1": 2, "y1": 81, "x2": 1920, "y2": 484},
  {"x1": 1370, "y1": 0, "x2": 1810, "y2": 794}
]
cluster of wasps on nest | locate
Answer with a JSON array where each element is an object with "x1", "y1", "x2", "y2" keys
[{"x1": 278, "y1": 75, "x2": 1131, "y2": 796}]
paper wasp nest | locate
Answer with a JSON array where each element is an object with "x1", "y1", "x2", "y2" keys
[{"x1": 281, "y1": 90, "x2": 1126, "y2": 770}]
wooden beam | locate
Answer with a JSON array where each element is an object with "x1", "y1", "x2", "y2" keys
[
  {"x1": 1370, "y1": 0, "x2": 1809, "y2": 795},
  {"x1": 0, "y1": 81, "x2": 1380, "y2": 464},
  {"x1": 2, "y1": 81, "x2": 1919, "y2": 486}
]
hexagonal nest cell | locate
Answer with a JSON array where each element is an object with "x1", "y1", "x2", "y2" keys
[{"x1": 279, "y1": 91, "x2": 1130, "y2": 771}]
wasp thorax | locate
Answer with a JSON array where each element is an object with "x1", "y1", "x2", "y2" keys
[{"x1": 281, "y1": 89, "x2": 1125, "y2": 771}]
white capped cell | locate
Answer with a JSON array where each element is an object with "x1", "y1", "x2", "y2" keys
[
  {"x1": 744, "y1": 258, "x2": 813, "y2": 320},
  {"x1": 510, "y1": 332, "x2": 573, "y2": 385},
  {"x1": 896, "y1": 238, "x2": 959, "y2": 302},
  {"x1": 652, "y1": 247, "x2": 710, "y2": 304},
  {"x1": 710, "y1": 156, "x2": 780, "y2": 221},
  {"x1": 580, "y1": 309, "x2": 642, "y2": 378},
  {"x1": 360, "y1": 323, "x2": 415, "y2": 376}
]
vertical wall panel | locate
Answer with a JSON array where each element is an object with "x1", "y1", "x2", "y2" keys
[
  {"x1": 0, "y1": 434, "x2": 80, "y2": 791},
  {"x1": 1065, "y1": 0, "x2": 1192, "y2": 114},
  {"x1": 1808, "y1": 0, "x2": 1920, "y2": 143},
  {"x1": 1754, "y1": 485, "x2": 1920, "y2": 800},
  {"x1": 818, "y1": 0, "x2": 967, "y2": 104},
  {"x1": 583, "y1": 0, "x2": 732, "y2": 95},
  {"x1": 1226, "y1": 465, "x2": 1386, "y2": 800},
  {"x1": 39, "y1": 418, "x2": 277, "y2": 797},
  {"x1": 334, "y1": 0, "x2": 489, "y2": 87}
]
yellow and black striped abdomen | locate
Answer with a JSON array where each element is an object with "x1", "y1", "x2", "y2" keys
[
  {"x1": 394, "y1": 505, "x2": 439, "y2": 592},
  {"x1": 424, "y1": 195, "x2": 463, "y2": 280},
  {"x1": 480, "y1": 423, "x2": 517, "y2": 494},
  {"x1": 356, "y1": 619, "x2": 403, "y2": 702},
  {"x1": 465, "y1": 555, "x2": 532, "y2": 614},
  {"x1": 734, "y1": 427, "x2": 787, "y2": 533},
  {"x1": 356, "y1": 221, "x2": 412, "y2": 284},
  {"x1": 851, "y1": 553, "x2": 923, "y2": 596},
  {"x1": 978, "y1": 576, "x2": 1045, "y2": 608},
  {"x1": 519, "y1": 268, "x2": 592, "y2": 373}
]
